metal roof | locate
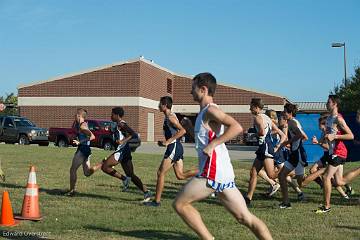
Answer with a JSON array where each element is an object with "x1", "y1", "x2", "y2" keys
[{"x1": 295, "y1": 102, "x2": 327, "y2": 113}]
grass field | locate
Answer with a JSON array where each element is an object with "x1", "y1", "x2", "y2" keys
[{"x1": 0, "y1": 144, "x2": 359, "y2": 240}]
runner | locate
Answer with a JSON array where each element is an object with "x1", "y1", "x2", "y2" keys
[
  {"x1": 100, "y1": 107, "x2": 151, "y2": 202},
  {"x1": 144, "y1": 96, "x2": 197, "y2": 207},
  {"x1": 244, "y1": 100, "x2": 286, "y2": 206},
  {"x1": 173, "y1": 72, "x2": 272, "y2": 240},
  {"x1": 65, "y1": 108, "x2": 102, "y2": 196}
]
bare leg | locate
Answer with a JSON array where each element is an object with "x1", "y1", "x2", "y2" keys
[
  {"x1": 301, "y1": 168, "x2": 325, "y2": 188},
  {"x1": 323, "y1": 165, "x2": 340, "y2": 209},
  {"x1": 258, "y1": 169, "x2": 276, "y2": 186},
  {"x1": 173, "y1": 177, "x2": 215, "y2": 240},
  {"x1": 246, "y1": 159, "x2": 263, "y2": 200},
  {"x1": 279, "y1": 166, "x2": 293, "y2": 204},
  {"x1": 263, "y1": 158, "x2": 278, "y2": 179},
  {"x1": 173, "y1": 159, "x2": 198, "y2": 180},
  {"x1": 218, "y1": 188, "x2": 273, "y2": 240},
  {"x1": 287, "y1": 175, "x2": 302, "y2": 193},
  {"x1": 69, "y1": 151, "x2": 87, "y2": 191},
  {"x1": 336, "y1": 185, "x2": 347, "y2": 197},
  {"x1": 154, "y1": 158, "x2": 174, "y2": 203},
  {"x1": 101, "y1": 155, "x2": 126, "y2": 181},
  {"x1": 343, "y1": 167, "x2": 360, "y2": 184}
]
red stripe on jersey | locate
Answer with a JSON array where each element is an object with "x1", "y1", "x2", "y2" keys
[{"x1": 201, "y1": 130, "x2": 217, "y2": 180}]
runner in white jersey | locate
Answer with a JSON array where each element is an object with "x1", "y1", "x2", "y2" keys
[{"x1": 173, "y1": 72, "x2": 272, "y2": 240}]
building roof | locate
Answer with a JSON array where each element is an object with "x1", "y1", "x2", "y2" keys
[
  {"x1": 18, "y1": 57, "x2": 287, "y2": 100},
  {"x1": 295, "y1": 102, "x2": 327, "y2": 113}
]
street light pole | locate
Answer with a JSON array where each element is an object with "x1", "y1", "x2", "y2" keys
[
  {"x1": 331, "y1": 42, "x2": 347, "y2": 87},
  {"x1": 343, "y1": 42, "x2": 347, "y2": 86}
]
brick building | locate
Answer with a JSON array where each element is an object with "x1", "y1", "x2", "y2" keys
[{"x1": 18, "y1": 57, "x2": 287, "y2": 142}]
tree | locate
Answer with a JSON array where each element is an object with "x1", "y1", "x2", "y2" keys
[
  {"x1": 332, "y1": 66, "x2": 360, "y2": 112},
  {"x1": 0, "y1": 93, "x2": 18, "y2": 116}
]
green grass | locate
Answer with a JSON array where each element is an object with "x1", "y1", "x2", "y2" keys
[{"x1": 0, "y1": 144, "x2": 359, "y2": 240}]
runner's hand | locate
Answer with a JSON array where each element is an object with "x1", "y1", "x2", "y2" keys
[
  {"x1": 325, "y1": 134, "x2": 336, "y2": 142},
  {"x1": 203, "y1": 142, "x2": 215, "y2": 157},
  {"x1": 73, "y1": 140, "x2": 80, "y2": 145}
]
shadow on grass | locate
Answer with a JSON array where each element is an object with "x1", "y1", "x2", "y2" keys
[
  {"x1": 335, "y1": 225, "x2": 360, "y2": 231},
  {"x1": 85, "y1": 225, "x2": 197, "y2": 240},
  {"x1": 0, "y1": 182, "x2": 111, "y2": 200},
  {"x1": 0, "y1": 230, "x2": 53, "y2": 240}
]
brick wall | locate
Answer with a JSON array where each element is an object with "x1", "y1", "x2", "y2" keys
[
  {"x1": 173, "y1": 75, "x2": 285, "y2": 105},
  {"x1": 139, "y1": 61, "x2": 174, "y2": 101},
  {"x1": 18, "y1": 62, "x2": 141, "y2": 97},
  {"x1": 19, "y1": 106, "x2": 139, "y2": 130}
]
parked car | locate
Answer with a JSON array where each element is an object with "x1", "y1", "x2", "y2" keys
[
  {"x1": 0, "y1": 116, "x2": 49, "y2": 146},
  {"x1": 244, "y1": 127, "x2": 258, "y2": 146},
  {"x1": 49, "y1": 120, "x2": 141, "y2": 152}
]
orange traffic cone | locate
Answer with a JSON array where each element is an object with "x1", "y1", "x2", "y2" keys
[
  {"x1": 15, "y1": 166, "x2": 42, "y2": 221},
  {"x1": 0, "y1": 191, "x2": 20, "y2": 226}
]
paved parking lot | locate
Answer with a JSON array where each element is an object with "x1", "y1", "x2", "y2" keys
[{"x1": 136, "y1": 142, "x2": 256, "y2": 161}]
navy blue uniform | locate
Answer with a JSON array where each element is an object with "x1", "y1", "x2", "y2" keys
[
  {"x1": 112, "y1": 120, "x2": 136, "y2": 163},
  {"x1": 75, "y1": 122, "x2": 91, "y2": 158},
  {"x1": 163, "y1": 113, "x2": 183, "y2": 162}
]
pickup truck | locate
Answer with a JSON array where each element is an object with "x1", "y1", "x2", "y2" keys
[
  {"x1": 48, "y1": 119, "x2": 141, "y2": 151},
  {"x1": 0, "y1": 116, "x2": 49, "y2": 146}
]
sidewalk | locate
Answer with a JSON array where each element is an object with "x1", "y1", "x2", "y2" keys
[{"x1": 135, "y1": 142, "x2": 256, "y2": 161}]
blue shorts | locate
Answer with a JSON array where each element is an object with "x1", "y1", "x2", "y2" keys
[
  {"x1": 288, "y1": 145, "x2": 308, "y2": 168},
  {"x1": 274, "y1": 147, "x2": 289, "y2": 166},
  {"x1": 256, "y1": 142, "x2": 274, "y2": 161},
  {"x1": 164, "y1": 142, "x2": 183, "y2": 162},
  {"x1": 113, "y1": 144, "x2": 132, "y2": 163}
]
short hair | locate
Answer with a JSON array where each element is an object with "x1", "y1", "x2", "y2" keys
[
  {"x1": 279, "y1": 111, "x2": 287, "y2": 119},
  {"x1": 265, "y1": 109, "x2": 278, "y2": 121},
  {"x1": 192, "y1": 72, "x2": 217, "y2": 97},
  {"x1": 159, "y1": 96, "x2": 173, "y2": 109},
  {"x1": 328, "y1": 95, "x2": 341, "y2": 107},
  {"x1": 112, "y1": 107, "x2": 124, "y2": 117},
  {"x1": 284, "y1": 103, "x2": 298, "y2": 117},
  {"x1": 250, "y1": 98, "x2": 264, "y2": 109},
  {"x1": 318, "y1": 115, "x2": 328, "y2": 125},
  {"x1": 77, "y1": 108, "x2": 87, "y2": 118}
]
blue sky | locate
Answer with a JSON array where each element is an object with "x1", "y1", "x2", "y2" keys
[{"x1": 0, "y1": 0, "x2": 359, "y2": 101}]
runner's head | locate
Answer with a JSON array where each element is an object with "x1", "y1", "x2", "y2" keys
[
  {"x1": 279, "y1": 112, "x2": 288, "y2": 128},
  {"x1": 327, "y1": 95, "x2": 340, "y2": 112},
  {"x1": 76, "y1": 108, "x2": 88, "y2": 122},
  {"x1": 250, "y1": 98, "x2": 264, "y2": 115},
  {"x1": 265, "y1": 109, "x2": 278, "y2": 125},
  {"x1": 283, "y1": 103, "x2": 298, "y2": 119},
  {"x1": 191, "y1": 73, "x2": 217, "y2": 102},
  {"x1": 111, "y1": 107, "x2": 124, "y2": 122},
  {"x1": 318, "y1": 114, "x2": 329, "y2": 131},
  {"x1": 159, "y1": 96, "x2": 173, "y2": 112}
]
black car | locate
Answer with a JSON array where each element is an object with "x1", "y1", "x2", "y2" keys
[
  {"x1": 0, "y1": 116, "x2": 49, "y2": 146},
  {"x1": 244, "y1": 127, "x2": 259, "y2": 146}
]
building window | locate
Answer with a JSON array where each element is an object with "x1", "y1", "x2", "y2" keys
[{"x1": 167, "y1": 79, "x2": 172, "y2": 94}]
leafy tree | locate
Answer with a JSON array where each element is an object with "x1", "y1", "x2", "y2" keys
[
  {"x1": 0, "y1": 93, "x2": 18, "y2": 116},
  {"x1": 332, "y1": 66, "x2": 360, "y2": 112}
]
